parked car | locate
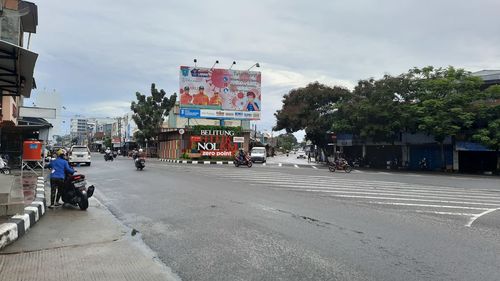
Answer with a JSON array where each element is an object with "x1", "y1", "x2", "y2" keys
[
  {"x1": 69, "y1": 145, "x2": 91, "y2": 166},
  {"x1": 250, "y1": 147, "x2": 267, "y2": 163},
  {"x1": 297, "y1": 151, "x2": 306, "y2": 159}
]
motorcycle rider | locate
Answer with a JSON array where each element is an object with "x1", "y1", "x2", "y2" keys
[
  {"x1": 47, "y1": 149, "x2": 75, "y2": 208},
  {"x1": 237, "y1": 148, "x2": 247, "y2": 163}
]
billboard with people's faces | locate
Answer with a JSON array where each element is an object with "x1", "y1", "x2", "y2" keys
[{"x1": 179, "y1": 66, "x2": 261, "y2": 120}]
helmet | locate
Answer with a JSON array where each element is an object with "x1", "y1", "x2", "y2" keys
[
  {"x1": 139, "y1": 149, "x2": 143, "y2": 152},
  {"x1": 56, "y1": 149, "x2": 64, "y2": 156}
]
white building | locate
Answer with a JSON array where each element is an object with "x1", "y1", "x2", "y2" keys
[
  {"x1": 70, "y1": 117, "x2": 88, "y2": 144},
  {"x1": 32, "y1": 89, "x2": 63, "y2": 144}
]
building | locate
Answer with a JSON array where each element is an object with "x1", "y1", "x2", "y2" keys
[
  {"x1": 157, "y1": 104, "x2": 251, "y2": 160},
  {"x1": 472, "y1": 70, "x2": 500, "y2": 90},
  {"x1": 70, "y1": 117, "x2": 88, "y2": 145},
  {"x1": 330, "y1": 70, "x2": 500, "y2": 173},
  {"x1": 32, "y1": 89, "x2": 63, "y2": 144},
  {"x1": 0, "y1": 0, "x2": 39, "y2": 164}
]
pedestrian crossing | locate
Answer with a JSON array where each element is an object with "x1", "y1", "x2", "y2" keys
[{"x1": 173, "y1": 165, "x2": 500, "y2": 227}]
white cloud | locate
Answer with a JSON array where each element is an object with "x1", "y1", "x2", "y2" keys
[{"x1": 30, "y1": 0, "x2": 500, "y2": 135}]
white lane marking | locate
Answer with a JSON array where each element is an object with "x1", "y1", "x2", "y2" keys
[
  {"x1": 274, "y1": 186, "x2": 500, "y2": 203},
  {"x1": 278, "y1": 163, "x2": 282, "y2": 167},
  {"x1": 466, "y1": 208, "x2": 500, "y2": 227},
  {"x1": 215, "y1": 174, "x2": 500, "y2": 200},
  {"x1": 312, "y1": 166, "x2": 318, "y2": 169},
  {"x1": 222, "y1": 177, "x2": 500, "y2": 200},
  {"x1": 262, "y1": 163, "x2": 266, "y2": 166},
  {"x1": 303, "y1": 193, "x2": 500, "y2": 206},
  {"x1": 367, "y1": 201, "x2": 490, "y2": 210},
  {"x1": 415, "y1": 210, "x2": 476, "y2": 216},
  {"x1": 294, "y1": 164, "x2": 299, "y2": 168}
]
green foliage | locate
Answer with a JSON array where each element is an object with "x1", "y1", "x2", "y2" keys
[
  {"x1": 103, "y1": 137, "x2": 112, "y2": 149},
  {"x1": 471, "y1": 85, "x2": 500, "y2": 151},
  {"x1": 413, "y1": 66, "x2": 481, "y2": 143},
  {"x1": 274, "y1": 82, "x2": 350, "y2": 147},
  {"x1": 276, "y1": 133, "x2": 297, "y2": 151},
  {"x1": 274, "y1": 66, "x2": 500, "y2": 156},
  {"x1": 334, "y1": 74, "x2": 418, "y2": 142},
  {"x1": 131, "y1": 83, "x2": 177, "y2": 145}
]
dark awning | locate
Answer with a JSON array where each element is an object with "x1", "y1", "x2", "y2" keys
[
  {"x1": 0, "y1": 40, "x2": 38, "y2": 98},
  {"x1": 19, "y1": 1, "x2": 38, "y2": 34}
]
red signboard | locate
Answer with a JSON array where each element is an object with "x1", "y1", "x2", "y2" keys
[{"x1": 190, "y1": 136, "x2": 201, "y2": 142}]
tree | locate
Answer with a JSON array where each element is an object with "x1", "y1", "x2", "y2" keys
[
  {"x1": 131, "y1": 83, "x2": 177, "y2": 146},
  {"x1": 276, "y1": 133, "x2": 297, "y2": 151},
  {"x1": 471, "y1": 85, "x2": 500, "y2": 152},
  {"x1": 334, "y1": 73, "x2": 418, "y2": 143},
  {"x1": 412, "y1": 67, "x2": 483, "y2": 168},
  {"x1": 274, "y1": 82, "x2": 350, "y2": 148}
]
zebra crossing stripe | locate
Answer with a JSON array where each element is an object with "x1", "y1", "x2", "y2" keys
[{"x1": 367, "y1": 201, "x2": 490, "y2": 210}]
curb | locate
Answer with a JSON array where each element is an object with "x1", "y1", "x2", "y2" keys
[
  {"x1": 0, "y1": 176, "x2": 47, "y2": 250},
  {"x1": 159, "y1": 159, "x2": 230, "y2": 165}
]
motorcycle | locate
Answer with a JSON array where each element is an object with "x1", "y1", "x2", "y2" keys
[
  {"x1": 112, "y1": 151, "x2": 118, "y2": 158},
  {"x1": 0, "y1": 156, "x2": 11, "y2": 175},
  {"x1": 234, "y1": 155, "x2": 252, "y2": 168},
  {"x1": 135, "y1": 157, "x2": 145, "y2": 171},
  {"x1": 329, "y1": 159, "x2": 353, "y2": 173},
  {"x1": 104, "y1": 152, "x2": 114, "y2": 161},
  {"x1": 63, "y1": 173, "x2": 95, "y2": 210}
]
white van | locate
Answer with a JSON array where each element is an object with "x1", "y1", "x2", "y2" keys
[
  {"x1": 69, "y1": 145, "x2": 91, "y2": 166},
  {"x1": 250, "y1": 147, "x2": 267, "y2": 163}
]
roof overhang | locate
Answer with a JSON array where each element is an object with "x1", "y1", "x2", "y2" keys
[
  {"x1": 19, "y1": 1, "x2": 38, "y2": 34},
  {"x1": 0, "y1": 40, "x2": 38, "y2": 98}
]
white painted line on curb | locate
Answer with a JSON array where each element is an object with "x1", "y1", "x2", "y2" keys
[
  {"x1": 294, "y1": 164, "x2": 299, "y2": 168},
  {"x1": 11, "y1": 214, "x2": 30, "y2": 231},
  {"x1": 32, "y1": 201, "x2": 45, "y2": 215},
  {"x1": 278, "y1": 163, "x2": 282, "y2": 167},
  {"x1": 368, "y1": 201, "x2": 490, "y2": 210},
  {"x1": 25, "y1": 206, "x2": 40, "y2": 221},
  {"x1": 466, "y1": 208, "x2": 500, "y2": 227},
  {"x1": 0, "y1": 223, "x2": 18, "y2": 249},
  {"x1": 312, "y1": 166, "x2": 318, "y2": 169},
  {"x1": 262, "y1": 163, "x2": 266, "y2": 166}
]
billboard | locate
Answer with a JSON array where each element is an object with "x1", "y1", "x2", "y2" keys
[{"x1": 179, "y1": 66, "x2": 261, "y2": 120}]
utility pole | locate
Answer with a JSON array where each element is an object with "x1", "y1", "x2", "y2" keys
[{"x1": 117, "y1": 117, "x2": 122, "y2": 151}]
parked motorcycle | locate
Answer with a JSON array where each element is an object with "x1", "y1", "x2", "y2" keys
[
  {"x1": 104, "y1": 152, "x2": 114, "y2": 161},
  {"x1": 0, "y1": 156, "x2": 11, "y2": 175},
  {"x1": 135, "y1": 157, "x2": 145, "y2": 171},
  {"x1": 112, "y1": 151, "x2": 118, "y2": 158},
  {"x1": 329, "y1": 159, "x2": 353, "y2": 173},
  {"x1": 63, "y1": 173, "x2": 95, "y2": 210},
  {"x1": 234, "y1": 155, "x2": 253, "y2": 168}
]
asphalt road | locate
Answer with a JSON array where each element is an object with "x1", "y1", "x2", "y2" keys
[{"x1": 81, "y1": 154, "x2": 500, "y2": 281}]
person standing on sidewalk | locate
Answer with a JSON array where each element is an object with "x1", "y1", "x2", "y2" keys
[{"x1": 47, "y1": 149, "x2": 75, "y2": 209}]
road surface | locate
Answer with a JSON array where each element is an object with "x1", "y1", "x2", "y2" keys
[{"x1": 81, "y1": 154, "x2": 500, "y2": 281}]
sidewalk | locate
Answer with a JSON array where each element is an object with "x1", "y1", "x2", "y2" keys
[{"x1": 0, "y1": 191, "x2": 180, "y2": 281}]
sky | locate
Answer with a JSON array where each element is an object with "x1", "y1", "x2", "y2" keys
[{"x1": 28, "y1": 0, "x2": 500, "y2": 138}]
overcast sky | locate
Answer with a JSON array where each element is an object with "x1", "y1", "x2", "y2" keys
[{"x1": 29, "y1": 0, "x2": 500, "y2": 137}]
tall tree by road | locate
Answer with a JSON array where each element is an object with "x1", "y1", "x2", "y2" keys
[
  {"x1": 131, "y1": 83, "x2": 177, "y2": 146},
  {"x1": 413, "y1": 67, "x2": 482, "y2": 168},
  {"x1": 274, "y1": 82, "x2": 350, "y2": 148}
]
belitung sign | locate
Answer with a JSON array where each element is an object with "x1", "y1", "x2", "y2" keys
[
  {"x1": 189, "y1": 127, "x2": 243, "y2": 158},
  {"x1": 200, "y1": 129, "x2": 235, "y2": 136}
]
